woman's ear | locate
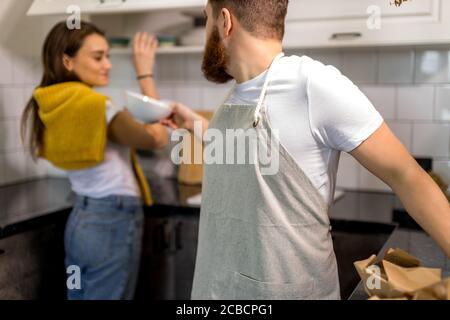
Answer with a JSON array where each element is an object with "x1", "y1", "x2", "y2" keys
[{"x1": 62, "y1": 54, "x2": 74, "y2": 72}]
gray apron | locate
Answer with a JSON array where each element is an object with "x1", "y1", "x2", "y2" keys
[{"x1": 191, "y1": 53, "x2": 341, "y2": 300}]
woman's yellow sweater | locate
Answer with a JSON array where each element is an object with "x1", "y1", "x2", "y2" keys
[{"x1": 33, "y1": 82, "x2": 153, "y2": 206}]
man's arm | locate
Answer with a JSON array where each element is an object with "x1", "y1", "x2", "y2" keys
[
  {"x1": 350, "y1": 122, "x2": 450, "y2": 257},
  {"x1": 160, "y1": 103, "x2": 210, "y2": 140}
]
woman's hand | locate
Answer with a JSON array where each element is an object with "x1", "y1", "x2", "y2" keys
[{"x1": 133, "y1": 32, "x2": 158, "y2": 77}]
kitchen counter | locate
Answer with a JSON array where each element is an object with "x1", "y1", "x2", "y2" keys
[
  {"x1": 0, "y1": 178, "x2": 73, "y2": 238},
  {"x1": 0, "y1": 176, "x2": 201, "y2": 238},
  {"x1": 349, "y1": 228, "x2": 450, "y2": 300},
  {"x1": 0, "y1": 176, "x2": 448, "y2": 299}
]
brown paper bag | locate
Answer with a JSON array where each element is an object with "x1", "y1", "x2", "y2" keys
[
  {"x1": 382, "y1": 260, "x2": 441, "y2": 293},
  {"x1": 177, "y1": 110, "x2": 214, "y2": 185},
  {"x1": 412, "y1": 279, "x2": 450, "y2": 300},
  {"x1": 354, "y1": 248, "x2": 449, "y2": 300}
]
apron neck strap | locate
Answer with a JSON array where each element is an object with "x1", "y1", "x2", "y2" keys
[
  {"x1": 220, "y1": 51, "x2": 285, "y2": 127},
  {"x1": 253, "y1": 52, "x2": 285, "y2": 127}
]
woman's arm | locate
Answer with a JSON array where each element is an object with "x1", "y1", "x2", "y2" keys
[
  {"x1": 107, "y1": 32, "x2": 169, "y2": 150},
  {"x1": 108, "y1": 108, "x2": 168, "y2": 151},
  {"x1": 133, "y1": 32, "x2": 159, "y2": 99}
]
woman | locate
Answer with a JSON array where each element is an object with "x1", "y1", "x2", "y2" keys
[{"x1": 21, "y1": 21, "x2": 168, "y2": 300}]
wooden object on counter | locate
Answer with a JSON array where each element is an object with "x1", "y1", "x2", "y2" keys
[
  {"x1": 178, "y1": 183, "x2": 202, "y2": 206},
  {"x1": 177, "y1": 110, "x2": 214, "y2": 185}
]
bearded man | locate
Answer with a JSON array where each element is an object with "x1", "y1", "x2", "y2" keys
[{"x1": 161, "y1": 0, "x2": 450, "y2": 300}]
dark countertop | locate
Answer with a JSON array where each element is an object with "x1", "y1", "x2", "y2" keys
[
  {"x1": 0, "y1": 176, "x2": 201, "y2": 237},
  {"x1": 0, "y1": 176, "x2": 448, "y2": 299}
]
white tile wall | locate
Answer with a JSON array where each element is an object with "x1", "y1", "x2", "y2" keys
[
  {"x1": 1, "y1": 44, "x2": 449, "y2": 189},
  {"x1": 157, "y1": 55, "x2": 186, "y2": 83},
  {"x1": 0, "y1": 121, "x2": 7, "y2": 151},
  {"x1": 0, "y1": 120, "x2": 20, "y2": 151},
  {"x1": 435, "y1": 86, "x2": 450, "y2": 121},
  {"x1": 307, "y1": 50, "x2": 342, "y2": 69},
  {"x1": 0, "y1": 47, "x2": 14, "y2": 85},
  {"x1": 108, "y1": 55, "x2": 135, "y2": 86},
  {"x1": 12, "y1": 56, "x2": 32, "y2": 85},
  {"x1": 25, "y1": 152, "x2": 48, "y2": 179},
  {"x1": 0, "y1": 155, "x2": 5, "y2": 185},
  {"x1": 1, "y1": 87, "x2": 26, "y2": 119},
  {"x1": 341, "y1": 50, "x2": 378, "y2": 84},
  {"x1": 3, "y1": 149, "x2": 28, "y2": 184},
  {"x1": 386, "y1": 121, "x2": 413, "y2": 151},
  {"x1": 360, "y1": 86, "x2": 396, "y2": 120},
  {"x1": 173, "y1": 84, "x2": 203, "y2": 110},
  {"x1": 415, "y1": 49, "x2": 450, "y2": 84},
  {"x1": 202, "y1": 84, "x2": 233, "y2": 111},
  {"x1": 397, "y1": 86, "x2": 434, "y2": 121},
  {"x1": 412, "y1": 123, "x2": 450, "y2": 158},
  {"x1": 184, "y1": 54, "x2": 205, "y2": 83},
  {"x1": 23, "y1": 85, "x2": 36, "y2": 109},
  {"x1": 434, "y1": 160, "x2": 450, "y2": 185},
  {"x1": 378, "y1": 49, "x2": 414, "y2": 84},
  {"x1": 29, "y1": 56, "x2": 43, "y2": 85},
  {"x1": 359, "y1": 166, "x2": 392, "y2": 192},
  {"x1": 336, "y1": 152, "x2": 359, "y2": 189},
  {"x1": 0, "y1": 39, "x2": 52, "y2": 186},
  {"x1": 157, "y1": 84, "x2": 175, "y2": 100},
  {"x1": 328, "y1": 48, "x2": 448, "y2": 191}
]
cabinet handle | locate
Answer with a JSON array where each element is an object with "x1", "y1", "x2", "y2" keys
[
  {"x1": 330, "y1": 32, "x2": 362, "y2": 40},
  {"x1": 98, "y1": 0, "x2": 127, "y2": 6},
  {"x1": 152, "y1": 224, "x2": 165, "y2": 253},
  {"x1": 175, "y1": 222, "x2": 183, "y2": 250},
  {"x1": 162, "y1": 221, "x2": 171, "y2": 251}
]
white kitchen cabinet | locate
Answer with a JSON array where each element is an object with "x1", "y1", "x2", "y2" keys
[
  {"x1": 27, "y1": 0, "x2": 206, "y2": 16},
  {"x1": 284, "y1": 0, "x2": 450, "y2": 48}
]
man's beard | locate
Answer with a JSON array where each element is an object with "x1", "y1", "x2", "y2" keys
[{"x1": 201, "y1": 26, "x2": 233, "y2": 84}]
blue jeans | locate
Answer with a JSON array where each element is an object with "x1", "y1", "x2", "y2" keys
[{"x1": 64, "y1": 195, "x2": 144, "y2": 300}]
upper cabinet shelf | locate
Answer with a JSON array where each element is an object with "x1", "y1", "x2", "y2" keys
[
  {"x1": 110, "y1": 46, "x2": 204, "y2": 55},
  {"x1": 283, "y1": 0, "x2": 450, "y2": 48},
  {"x1": 27, "y1": 0, "x2": 207, "y2": 16}
]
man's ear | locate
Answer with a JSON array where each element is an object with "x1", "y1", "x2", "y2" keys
[
  {"x1": 62, "y1": 54, "x2": 74, "y2": 72},
  {"x1": 220, "y1": 8, "x2": 233, "y2": 38}
]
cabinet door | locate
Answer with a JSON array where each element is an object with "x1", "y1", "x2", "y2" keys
[
  {"x1": 0, "y1": 224, "x2": 66, "y2": 300},
  {"x1": 28, "y1": 0, "x2": 207, "y2": 15},
  {"x1": 286, "y1": 0, "x2": 438, "y2": 21},
  {"x1": 284, "y1": 0, "x2": 450, "y2": 48},
  {"x1": 136, "y1": 215, "x2": 199, "y2": 300}
]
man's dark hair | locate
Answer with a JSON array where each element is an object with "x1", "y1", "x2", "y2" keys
[{"x1": 209, "y1": 0, "x2": 289, "y2": 40}]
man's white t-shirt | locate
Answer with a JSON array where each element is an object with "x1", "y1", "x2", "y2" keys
[{"x1": 226, "y1": 55, "x2": 384, "y2": 206}]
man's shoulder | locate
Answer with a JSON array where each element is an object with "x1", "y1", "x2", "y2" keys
[{"x1": 280, "y1": 54, "x2": 342, "y2": 81}]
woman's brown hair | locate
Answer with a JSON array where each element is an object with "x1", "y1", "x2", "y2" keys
[{"x1": 21, "y1": 21, "x2": 105, "y2": 159}]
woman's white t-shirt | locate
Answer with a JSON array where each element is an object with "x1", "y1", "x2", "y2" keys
[
  {"x1": 226, "y1": 55, "x2": 384, "y2": 206},
  {"x1": 66, "y1": 101, "x2": 140, "y2": 198}
]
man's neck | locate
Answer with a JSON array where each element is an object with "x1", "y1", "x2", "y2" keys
[{"x1": 227, "y1": 35, "x2": 283, "y2": 84}]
